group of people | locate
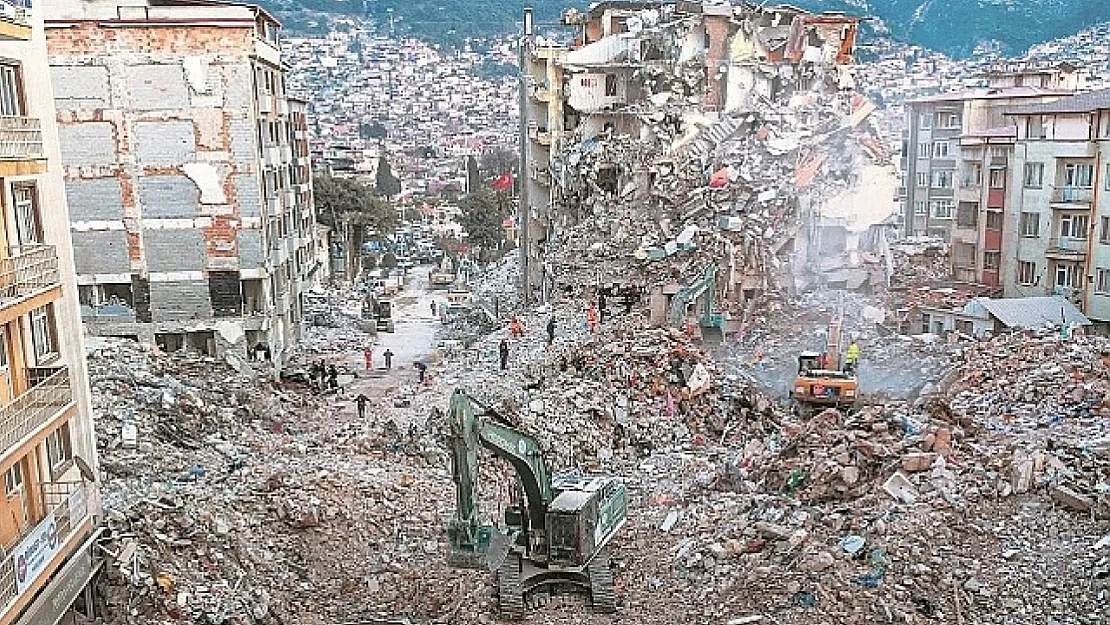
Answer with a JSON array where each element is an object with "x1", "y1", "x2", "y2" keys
[
  {"x1": 308, "y1": 360, "x2": 339, "y2": 390},
  {"x1": 363, "y1": 346, "x2": 395, "y2": 370}
]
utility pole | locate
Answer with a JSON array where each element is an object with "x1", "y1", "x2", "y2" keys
[{"x1": 518, "y1": 8, "x2": 533, "y2": 305}]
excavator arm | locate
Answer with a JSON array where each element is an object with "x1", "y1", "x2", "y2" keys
[
  {"x1": 446, "y1": 389, "x2": 553, "y2": 568},
  {"x1": 667, "y1": 264, "x2": 724, "y2": 342}
]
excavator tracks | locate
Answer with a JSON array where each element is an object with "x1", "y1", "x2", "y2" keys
[
  {"x1": 587, "y1": 549, "x2": 617, "y2": 613},
  {"x1": 496, "y1": 553, "x2": 525, "y2": 620}
]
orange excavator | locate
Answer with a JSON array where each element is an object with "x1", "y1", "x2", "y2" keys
[{"x1": 791, "y1": 304, "x2": 858, "y2": 414}]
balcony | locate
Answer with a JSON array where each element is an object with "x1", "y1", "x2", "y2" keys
[
  {"x1": 0, "y1": 0, "x2": 31, "y2": 40},
  {"x1": 0, "y1": 366, "x2": 71, "y2": 457},
  {"x1": 1051, "y1": 186, "x2": 1093, "y2": 208},
  {"x1": 0, "y1": 481, "x2": 95, "y2": 612},
  {"x1": 0, "y1": 116, "x2": 43, "y2": 161},
  {"x1": 0, "y1": 245, "x2": 60, "y2": 309},
  {"x1": 1046, "y1": 237, "x2": 1088, "y2": 260}
]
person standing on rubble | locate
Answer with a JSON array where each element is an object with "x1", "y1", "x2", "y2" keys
[
  {"x1": 499, "y1": 339, "x2": 510, "y2": 370},
  {"x1": 327, "y1": 364, "x2": 339, "y2": 390},
  {"x1": 546, "y1": 316, "x2": 556, "y2": 346},
  {"x1": 364, "y1": 346, "x2": 373, "y2": 371},
  {"x1": 510, "y1": 316, "x2": 523, "y2": 337},
  {"x1": 846, "y1": 340, "x2": 861, "y2": 374},
  {"x1": 355, "y1": 393, "x2": 370, "y2": 419},
  {"x1": 414, "y1": 361, "x2": 428, "y2": 384},
  {"x1": 587, "y1": 303, "x2": 598, "y2": 333},
  {"x1": 383, "y1": 348, "x2": 394, "y2": 369}
]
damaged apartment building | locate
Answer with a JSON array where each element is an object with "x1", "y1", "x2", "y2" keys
[
  {"x1": 519, "y1": 1, "x2": 876, "y2": 318},
  {"x1": 43, "y1": 0, "x2": 320, "y2": 365}
]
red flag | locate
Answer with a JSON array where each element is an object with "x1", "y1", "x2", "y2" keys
[{"x1": 491, "y1": 170, "x2": 513, "y2": 191}]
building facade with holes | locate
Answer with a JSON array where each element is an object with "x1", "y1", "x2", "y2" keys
[
  {"x1": 44, "y1": 0, "x2": 320, "y2": 370},
  {"x1": 0, "y1": 3, "x2": 103, "y2": 625}
]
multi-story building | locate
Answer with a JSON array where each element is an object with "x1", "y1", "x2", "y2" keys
[
  {"x1": 0, "y1": 4, "x2": 102, "y2": 625},
  {"x1": 44, "y1": 0, "x2": 319, "y2": 368},
  {"x1": 1003, "y1": 88, "x2": 1110, "y2": 328}
]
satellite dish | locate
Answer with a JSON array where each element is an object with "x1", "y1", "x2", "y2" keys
[{"x1": 74, "y1": 456, "x2": 97, "y2": 483}]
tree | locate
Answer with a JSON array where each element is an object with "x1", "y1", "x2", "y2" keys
[
  {"x1": 314, "y1": 174, "x2": 398, "y2": 278},
  {"x1": 479, "y1": 148, "x2": 516, "y2": 180},
  {"x1": 375, "y1": 155, "x2": 401, "y2": 197},
  {"x1": 459, "y1": 190, "x2": 508, "y2": 257},
  {"x1": 465, "y1": 155, "x2": 480, "y2": 194}
]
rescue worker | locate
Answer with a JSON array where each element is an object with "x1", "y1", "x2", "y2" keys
[
  {"x1": 364, "y1": 346, "x2": 373, "y2": 370},
  {"x1": 846, "y1": 340, "x2": 860, "y2": 374},
  {"x1": 499, "y1": 339, "x2": 509, "y2": 371},
  {"x1": 509, "y1": 316, "x2": 523, "y2": 337},
  {"x1": 586, "y1": 303, "x2": 598, "y2": 333}
]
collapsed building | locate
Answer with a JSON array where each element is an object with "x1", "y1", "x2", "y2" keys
[{"x1": 520, "y1": 1, "x2": 886, "y2": 322}]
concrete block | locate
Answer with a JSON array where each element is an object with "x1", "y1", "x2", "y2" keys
[
  {"x1": 66, "y1": 178, "x2": 124, "y2": 221},
  {"x1": 58, "y1": 122, "x2": 116, "y2": 166},
  {"x1": 135, "y1": 121, "x2": 195, "y2": 166},
  {"x1": 139, "y1": 175, "x2": 200, "y2": 218},
  {"x1": 149, "y1": 280, "x2": 213, "y2": 322},
  {"x1": 127, "y1": 64, "x2": 190, "y2": 111},
  {"x1": 144, "y1": 228, "x2": 205, "y2": 272},
  {"x1": 51, "y1": 65, "x2": 110, "y2": 108},
  {"x1": 72, "y1": 230, "x2": 130, "y2": 274},
  {"x1": 237, "y1": 229, "x2": 262, "y2": 269},
  {"x1": 234, "y1": 173, "x2": 262, "y2": 217}
]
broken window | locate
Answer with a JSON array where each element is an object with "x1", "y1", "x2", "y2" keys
[
  {"x1": 604, "y1": 74, "x2": 617, "y2": 97},
  {"x1": 1023, "y1": 162, "x2": 1044, "y2": 188},
  {"x1": 210, "y1": 271, "x2": 244, "y2": 318},
  {"x1": 241, "y1": 279, "x2": 265, "y2": 315},
  {"x1": 956, "y1": 202, "x2": 978, "y2": 227},
  {"x1": 1019, "y1": 212, "x2": 1040, "y2": 237},
  {"x1": 1017, "y1": 261, "x2": 1037, "y2": 285}
]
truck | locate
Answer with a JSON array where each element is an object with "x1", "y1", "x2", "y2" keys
[
  {"x1": 445, "y1": 389, "x2": 627, "y2": 619},
  {"x1": 430, "y1": 256, "x2": 456, "y2": 289}
]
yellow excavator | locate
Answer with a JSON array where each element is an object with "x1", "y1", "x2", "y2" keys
[{"x1": 791, "y1": 305, "x2": 858, "y2": 414}]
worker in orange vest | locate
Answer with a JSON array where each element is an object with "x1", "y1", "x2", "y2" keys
[
  {"x1": 586, "y1": 303, "x2": 598, "y2": 333},
  {"x1": 509, "y1": 316, "x2": 523, "y2": 337}
]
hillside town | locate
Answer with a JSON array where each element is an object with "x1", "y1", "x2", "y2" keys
[{"x1": 0, "y1": 1, "x2": 1105, "y2": 625}]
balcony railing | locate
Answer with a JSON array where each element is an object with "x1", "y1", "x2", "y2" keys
[
  {"x1": 0, "y1": 481, "x2": 95, "y2": 611},
  {"x1": 1052, "y1": 186, "x2": 1094, "y2": 205},
  {"x1": 0, "y1": 366, "x2": 72, "y2": 456},
  {"x1": 1048, "y1": 237, "x2": 1088, "y2": 254},
  {"x1": 0, "y1": 0, "x2": 30, "y2": 28},
  {"x1": 0, "y1": 116, "x2": 43, "y2": 160},
  {"x1": 0, "y1": 245, "x2": 60, "y2": 307}
]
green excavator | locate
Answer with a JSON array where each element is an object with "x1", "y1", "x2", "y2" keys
[
  {"x1": 445, "y1": 389, "x2": 628, "y2": 619},
  {"x1": 666, "y1": 263, "x2": 726, "y2": 344}
]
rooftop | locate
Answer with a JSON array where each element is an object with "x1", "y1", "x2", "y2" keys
[
  {"x1": 909, "y1": 85, "x2": 1071, "y2": 104},
  {"x1": 1005, "y1": 88, "x2": 1110, "y2": 115}
]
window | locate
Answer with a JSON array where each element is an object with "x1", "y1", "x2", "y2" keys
[
  {"x1": 964, "y1": 163, "x2": 983, "y2": 186},
  {"x1": 1017, "y1": 261, "x2": 1037, "y2": 285},
  {"x1": 1102, "y1": 216, "x2": 1110, "y2": 244},
  {"x1": 932, "y1": 170, "x2": 953, "y2": 188},
  {"x1": 914, "y1": 200, "x2": 926, "y2": 215},
  {"x1": 1097, "y1": 268, "x2": 1110, "y2": 295},
  {"x1": 1023, "y1": 163, "x2": 1044, "y2": 188},
  {"x1": 917, "y1": 142, "x2": 932, "y2": 159},
  {"x1": 12, "y1": 184, "x2": 41, "y2": 246},
  {"x1": 46, "y1": 423, "x2": 72, "y2": 471},
  {"x1": 5, "y1": 462, "x2": 22, "y2": 497},
  {"x1": 919, "y1": 113, "x2": 932, "y2": 129},
  {"x1": 0, "y1": 327, "x2": 7, "y2": 371},
  {"x1": 939, "y1": 112, "x2": 959, "y2": 129},
  {"x1": 1064, "y1": 162, "x2": 1094, "y2": 188},
  {"x1": 1026, "y1": 115, "x2": 1047, "y2": 139},
  {"x1": 1055, "y1": 263, "x2": 1081, "y2": 288},
  {"x1": 984, "y1": 251, "x2": 1000, "y2": 271},
  {"x1": 988, "y1": 168, "x2": 1006, "y2": 189},
  {"x1": 986, "y1": 211, "x2": 1003, "y2": 230},
  {"x1": 1020, "y1": 212, "x2": 1040, "y2": 237},
  {"x1": 933, "y1": 141, "x2": 950, "y2": 158},
  {"x1": 0, "y1": 64, "x2": 22, "y2": 117},
  {"x1": 1106, "y1": 163, "x2": 1110, "y2": 190},
  {"x1": 604, "y1": 74, "x2": 617, "y2": 97},
  {"x1": 916, "y1": 172, "x2": 928, "y2": 187},
  {"x1": 1060, "y1": 214, "x2": 1089, "y2": 239},
  {"x1": 30, "y1": 305, "x2": 56, "y2": 363},
  {"x1": 930, "y1": 200, "x2": 954, "y2": 219},
  {"x1": 956, "y1": 202, "x2": 978, "y2": 226}
]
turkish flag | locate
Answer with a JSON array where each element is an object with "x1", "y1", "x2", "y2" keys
[{"x1": 491, "y1": 170, "x2": 513, "y2": 191}]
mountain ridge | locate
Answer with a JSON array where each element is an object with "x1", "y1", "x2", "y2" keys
[{"x1": 261, "y1": 0, "x2": 1109, "y2": 59}]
